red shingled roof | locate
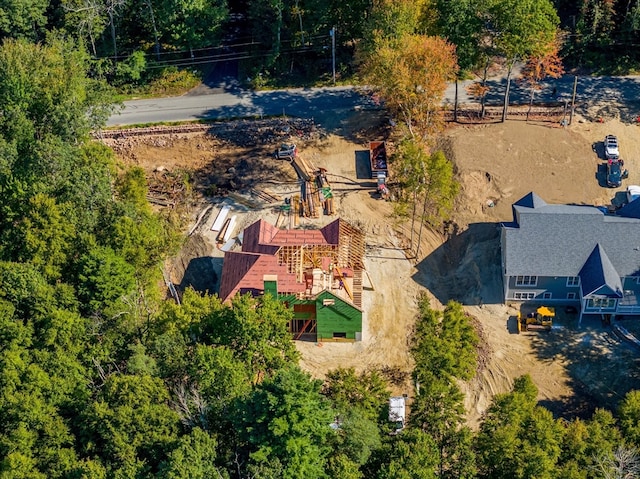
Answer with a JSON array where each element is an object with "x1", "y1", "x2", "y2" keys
[
  {"x1": 219, "y1": 251, "x2": 305, "y2": 302},
  {"x1": 220, "y1": 218, "x2": 344, "y2": 302},
  {"x1": 272, "y1": 229, "x2": 326, "y2": 244},
  {"x1": 241, "y1": 220, "x2": 280, "y2": 255}
]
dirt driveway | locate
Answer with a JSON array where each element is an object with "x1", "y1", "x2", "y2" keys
[{"x1": 105, "y1": 109, "x2": 640, "y2": 424}]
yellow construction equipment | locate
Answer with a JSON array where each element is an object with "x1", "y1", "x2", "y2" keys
[{"x1": 518, "y1": 306, "x2": 554, "y2": 332}]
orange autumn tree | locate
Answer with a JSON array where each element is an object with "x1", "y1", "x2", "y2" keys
[
  {"x1": 360, "y1": 34, "x2": 458, "y2": 143},
  {"x1": 519, "y1": 37, "x2": 565, "y2": 121}
]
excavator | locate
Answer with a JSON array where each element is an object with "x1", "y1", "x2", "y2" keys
[{"x1": 518, "y1": 306, "x2": 554, "y2": 332}]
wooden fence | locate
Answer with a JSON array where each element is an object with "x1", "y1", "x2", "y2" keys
[{"x1": 444, "y1": 103, "x2": 572, "y2": 124}]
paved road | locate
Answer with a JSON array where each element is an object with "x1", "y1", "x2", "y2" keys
[
  {"x1": 107, "y1": 75, "x2": 640, "y2": 126},
  {"x1": 107, "y1": 86, "x2": 367, "y2": 126}
]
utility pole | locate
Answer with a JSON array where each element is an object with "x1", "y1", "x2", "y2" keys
[
  {"x1": 330, "y1": 27, "x2": 336, "y2": 85},
  {"x1": 569, "y1": 75, "x2": 578, "y2": 125}
]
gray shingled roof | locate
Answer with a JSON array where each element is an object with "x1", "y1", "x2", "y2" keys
[
  {"x1": 618, "y1": 198, "x2": 640, "y2": 219},
  {"x1": 579, "y1": 244, "x2": 623, "y2": 297},
  {"x1": 503, "y1": 192, "x2": 640, "y2": 278}
]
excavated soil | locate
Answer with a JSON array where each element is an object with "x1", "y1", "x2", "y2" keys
[{"x1": 105, "y1": 107, "x2": 640, "y2": 426}]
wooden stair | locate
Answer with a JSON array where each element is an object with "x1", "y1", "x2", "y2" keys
[{"x1": 352, "y1": 270, "x2": 362, "y2": 308}]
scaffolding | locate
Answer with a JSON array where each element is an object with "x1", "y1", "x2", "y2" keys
[{"x1": 275, "y1": 220, "x2": 366, "y2": 307}]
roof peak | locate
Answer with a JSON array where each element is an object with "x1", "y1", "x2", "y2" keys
[{"x1": 514, "y1": 192, "x2": 547, "y2": 209}]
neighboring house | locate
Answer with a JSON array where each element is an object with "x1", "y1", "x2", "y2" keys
[
  {"x1": 219, "y1": 218, "x2": 365, "y2": 341},
  {"x1": 501, "y1": 192, "x2": 640, "y2": 322}
]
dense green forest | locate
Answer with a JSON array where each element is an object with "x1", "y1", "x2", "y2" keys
[
  {"x1": 0, "y1": 0, "x2": 638, "y2": 91},
  {"x1": 1, "y1": 0, "x2": 640, "y2": 477}
]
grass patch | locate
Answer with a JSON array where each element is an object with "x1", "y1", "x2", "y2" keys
[
  {"x1": 115, "y1": 67, "x2": 203, "y2": 101},
  {"x1": 102, "y1": 114, "x2": 296, "y2": 130}
]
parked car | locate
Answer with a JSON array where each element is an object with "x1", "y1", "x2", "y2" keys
[
  {"x1": 604, "y1": 134, "x2": 620, "y2": 159},
  {"x1": 607, "y1": 160, "x2": 627, "y2": 187},
  {"x1": 627, "y1": 185, "x2": 640, "y2": 203},
  {"x1": 274, "y1": 143, "x2": 297, "y2": 161}
]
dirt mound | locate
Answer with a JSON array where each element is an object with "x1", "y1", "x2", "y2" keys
[{"x1": 107, "y1": 110, "x2": 640, "y2": 427}]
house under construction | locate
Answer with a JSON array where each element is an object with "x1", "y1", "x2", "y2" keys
[{"x1": 219, "y1": 218, "x2": 365, "y2": 341}]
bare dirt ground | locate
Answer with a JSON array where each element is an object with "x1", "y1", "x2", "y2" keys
[{"x1": 104, "y1": 106, "x2": 640, "y2": 426}]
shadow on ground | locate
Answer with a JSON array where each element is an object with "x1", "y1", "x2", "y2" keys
[
  {"x1": 412, "y1": 222, "x2": 503, "y2": 306},
  {"x1": 412, "y1": 219, "x2": 640, "y2": 419},
  {"x1": 194, "y1": 88, "x2": 372, "y2": 135},
  {"x1": 481, "y1": 75, "x2": 640, "y2": 123},
  {"x1": 180, "y1": 257, "x2": 220, "y2": 294},
  {"x1": 596, "y1": 162, "x2": 607, "y2": 188},
  {"x1": 524, "y1": 310, "x2": 640, "y2": 419}
]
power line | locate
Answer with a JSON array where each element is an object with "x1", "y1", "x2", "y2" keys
[
  {"x1": 92, "y1": 33, "x2": 332, "y2": 62},
  {"x1": 144, "y1": 44, "x2": 331, "y2": 69}
]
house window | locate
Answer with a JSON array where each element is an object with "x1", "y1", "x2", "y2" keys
[
  {"x1": 514, "y1": 292, "x2": 536, "y2": 300},
  {"x1": 567, "y1": 292, "x2": 577, "y2": 300},
  {"x1": 322, "y1": 299, "x2": 335, "y2": 306},
  {"x1": 635, "y1": 277, "x2": 640, "y2": 285},
  {"x1": 586, "y1": 298, "x2": 616, "y2": 309},
  {"x1": 333, "y1": 332, "x2": 347, "y2": 338},
  {"x1": 567, "y1": 277, "x2": 580, "y2": 287},
  {"x1": 543, "y1": 292, "x2": 552, "y2": 299},
  {"x1": 516, "y1": 276, "x2": 537, "y2": 286}
]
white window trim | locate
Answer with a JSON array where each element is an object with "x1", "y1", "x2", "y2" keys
[
  {"x1": 586, "y1": 298, "x2": 617, "y2": 309},
  {"x1": 543, "y1": 292, "x2": 552, "y2": 299},
  {"x1": 566, "y1": 277, "x2": 580, "y2": 287},
  {"x1": 514, "y1": 292, "x2": 536, "y2": 300},
  {"x1": 515, "y1": 275, "x2": 538, "y2": 287},
  {"x1": 567, "y1": 292, "x2": 577, "y2": 300}
]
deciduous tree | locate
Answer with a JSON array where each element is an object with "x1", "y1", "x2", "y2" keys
[
  {"x1": 393, "y1": 140, "x2": 459, "y2": 256},
  {"x1": 429, "y1": 0, "x2": 485, "y2": 121},
  {"x1": 204, "y1": 293, "x2": 298, "y2": 382},
  {"x1": 519, "y1": 36, "x2": 565, "y2": 120},
  {"x1": 475, "y1": 375, "x2": 564, "y2": 479},
  {"x1": 158, "y1": 428, "x2": 227, "y2": 479},
  {"x1": 374, "y1": 429, "x2": 439, "y2": 479},
  {"x1": 157, "y1": 0, "x2": 228, "y2": 55},
  {"x1": 619, "y1": 389, "x2": 640, "y2": 446},
  {"x1": 486, "y1": 0, "x2": 559, "y2": 121},
  {"x1": 76, "y1": 245, "x2": 136, "y2": 314},
  {"x1": 0, "y1": 0, "x2": 48, "y2": 40},
  {"x1": 0, "y1": 37, "x2": 115, "y2": 143},
  {"x1": 360, "y1": 34, "x2": 457, "y2": 143},
  {"x1": 323, "y1": 367, "x2": 390, "y2": 422},
  {"x1": 78, "y1": 374, "x2": 180, "y2": 476},
  {"x1": 234, "y1": 366, "x2": 334, "y2": 479}
]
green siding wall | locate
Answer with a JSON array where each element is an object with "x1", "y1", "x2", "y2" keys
[
  {"x1": 279, "y1": 291, "x2": 362, "y2": 340},
  {"x1": 315, "y1": 291, "x2": 362, "y2": 340}
]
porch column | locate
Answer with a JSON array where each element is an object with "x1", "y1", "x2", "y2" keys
[{"x1": 578, "y1": 297, "x2": 585, "y2": 327}]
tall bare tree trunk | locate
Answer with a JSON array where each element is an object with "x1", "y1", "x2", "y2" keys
[
  {"x1": 410, "y1": 188, "x2": 418, "y2": 256},
  {"x1": 480, "y1": 60, "x2": 489, "y2": 119},
  {"x1": 502, "y1": 60, "x2": 516, "y2": 123},
  {"x1": 146, "y1": 0, "x2": 161, "y2": 61},
  {"x1": 109, "y1": 10, "x2": 117, "y2": 59},
  {"x1": 526, "y1": 88, "x2": 535, "y2": 122},
  {"x1": 454, "y1": 77, "x2": 459, "y2": 122},
  {"x1": 274, "y1": 3, "x2": 283, "y2": 59},
  {"x1": 415, "y1": 176, "x2": 430, "y2": 259}
]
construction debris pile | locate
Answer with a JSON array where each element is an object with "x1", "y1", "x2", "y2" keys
[
  {"x1": 146, "y1": 167, "x2": 190, "y2": 207},
  {"x1": 273, "y1": 144, "x2": 335, "y2": 225},
  {"x1": 99, "y1": 118, "x2": 324, "y2": 150}
]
